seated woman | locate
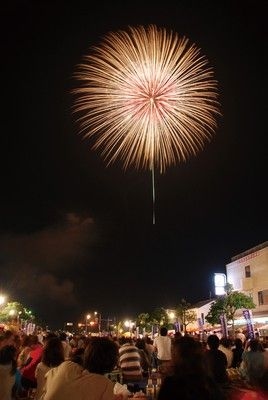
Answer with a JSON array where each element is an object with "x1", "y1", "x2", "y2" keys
[
  {"x1": 20, "y1": 334, "x2": 43, "y2": 391},
  {"x1": 240, "y1": 338, "x2": 266, "y2": 386},
  {"x1": 158, "y1": 336, "x2": 227, "y2": 400},
  {"x1": 42, "y1": 336, "x2": 122, "y2": 400},
  {"x1": 35, "y1": 335, "x2": 65, "y2": 400}
]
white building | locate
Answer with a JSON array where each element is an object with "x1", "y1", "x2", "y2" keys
[
  {"x1": 186, "y1": 299, "x2": 215, "y2": 332},
  {"x1": 226, "y1": 241, "x2": 268, "y2": 323},
  {"x1": 167, "y1": 242, "x2": 268, "y2": 334}
]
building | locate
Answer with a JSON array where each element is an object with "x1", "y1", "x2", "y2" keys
[
  {"x1": 186, "y1": 299, "x2": 215, "y2": 332},
  {"x1": 165, "y1": 242, "x2": 268, "y2": 335},
  {"x1": 226, "y1": 241, "x2": 268, "y2": 325},
  {"x1": 166, "y1": 300, "x2": 215, "y2": 333}
]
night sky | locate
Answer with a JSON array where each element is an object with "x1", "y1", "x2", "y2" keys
[{"x1": 1, "y1": 1, "x2": 267, "y2": 330}]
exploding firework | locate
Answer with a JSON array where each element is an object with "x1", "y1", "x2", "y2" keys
[{"x1": 72, "y1": 24, "x2": 220, "y2": 173}]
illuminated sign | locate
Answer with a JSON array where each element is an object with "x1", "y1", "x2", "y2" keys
[{"x1": 214, "y1": 273, "x2": 226, "y2": 295}]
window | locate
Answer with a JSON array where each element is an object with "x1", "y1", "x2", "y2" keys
[
  {"x1": 245, "y1": 265, "x2": 251, "y2": 278},
  {"x1": 258, "y1": 290, "x2": 268, "y2": 306}
]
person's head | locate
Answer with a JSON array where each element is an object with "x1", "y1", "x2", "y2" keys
[
  {"x1": 145, "y1": 336, "x2": 153, "y2": 344},
  {"x1": 220, "y1": 337, "x2": 232, "y2": 349},
  {"x1": 171, "y1": 336, "x2": 206, "y2": 375},
  {"x1": 0, "y1": 330, "x2": 15, "y2": 348},
  {"x1": 207, "y1": 334, "x2": 220, "y2": 350},
  {"x1": 70, "y1": 347, "x2": 85, "y2": 366},
  {"x1": 174, "y1": 331, "x2": 182, "y2": 340},
  {"x1": 248, "y1": 339, "x2": 263, "y2": 352},
  {"x1": 0, "y1": 345, "x2": 17, "y2": 374},
  {"x1": 118, "y1": 336, "x2": 127, "y2": 346},
  {"x1": 58, "y1": 331, "x2": 67, "y2": 341},
  {"x1": 20, "y1": 334, "x2": 32, "y2": 348},
  {"x1": 234, "y1": 338, "x2": 243, "y2": 349},
  {"x1": 119, "y1": 336, "x2": 133, "y2": 345},
  {"x1": 84, "y1": 337, "x2": 119, "y2": 374},
  {"x1": 28, "y1": 334, "x2": 40, "y2": 347},
  {"x1": 0, "y1": 344, "x2": 16, "y2": 364},
  {"x1": 42, "y1": 336, "x2": 65, "y2": 367},
  {"x1": 135, "y1": 338, "x2": 146, "y2": 350},
  {"x1": 43, "y1": 332, "x2": 58, "y2": 343},
  {"x1": 160, "y1": 327, "x2": 168, "y2": 336}
]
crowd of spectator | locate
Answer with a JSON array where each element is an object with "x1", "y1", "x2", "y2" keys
[{"x1": 0, "y1": 326, "x2": 268, "y2": 400}]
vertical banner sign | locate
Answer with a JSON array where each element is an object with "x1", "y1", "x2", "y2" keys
[
  {"x1": 243, "y1": 309, "x2": 255, "y2": 339},
  {"x1": 198, "y1": 317, "x2": 203, "y2": 329},
  {"x1": 152, "y1": 325, "x2": 158, "y2": 337},
  {"x1": 198, "y1": 317, "x2": 205, "y2": 341},
  {"x1": 174, "y1": 321, "x2": 181, "y2": 332},
  {"x1": 220, "y1": 314, "x2": 228, "y2": 337}
]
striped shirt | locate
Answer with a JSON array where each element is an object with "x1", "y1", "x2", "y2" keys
[{"x1": 119, "y1": 342, "x2": 142, "y2": 381}]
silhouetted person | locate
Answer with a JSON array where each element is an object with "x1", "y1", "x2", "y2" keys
[
  {"x1": 204, "y1": 334, "x2": 229, "y2": 386},
  {"x1": 231, "y1": 338, "x2": 244, "y2": 368},
  {"x1": 158, "y1": 336, "x2": 226, "y2": 400}
]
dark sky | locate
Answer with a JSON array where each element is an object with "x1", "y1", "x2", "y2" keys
[{"x1": 1, "y1": 1, "x2": 267, "y2": 330}]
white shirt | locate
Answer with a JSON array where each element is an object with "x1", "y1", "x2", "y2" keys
[
  {"x1": 42, "y1": 361, "x2": 114, "y2": 400},
  {"x1": 218, "y1": 344, "x2": 233, "y2": 368},
  {"x1": 153, "y1": 335, "x2": 171, "y2": 360}
]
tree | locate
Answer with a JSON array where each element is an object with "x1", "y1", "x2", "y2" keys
[
  {"x1": 136, "y1": 313, "x2": 151, "y2": 334},
  {"x1": 206, "y1": 283, "x2": 256, "y2": 336},
  {"x1": 176, "y1": 298, "x2": 197, "y2": 333},
  {"x1": 0, "y1": 301, "x2": 35, "y2": 327},
  {"x1": 151, "y1": 307, "x2": 169, "y2": 326}
]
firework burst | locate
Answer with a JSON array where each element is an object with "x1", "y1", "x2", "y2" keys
[{"x1": 72, "y1": 24, "x2": 220, "y2": 173}]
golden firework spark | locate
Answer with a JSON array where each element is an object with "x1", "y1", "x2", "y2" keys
[{"x1": 72, "y1": 24, "x2": 220, "y2": 174}]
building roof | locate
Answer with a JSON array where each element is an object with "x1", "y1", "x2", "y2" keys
[
  {"x1": 191, "y1": 299, "x2": 215, "y2": 309},
  {"x1": 231, "y1": 241, "x2": 268, "y2": 262}
]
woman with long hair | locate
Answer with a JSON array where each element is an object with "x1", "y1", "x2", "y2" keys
[
  {"x1": 158, "y1": 336, "x2": 226, "y2": 400},
  {"x1": 35, "y1": 335, "x2": 65, "y2": 400}
]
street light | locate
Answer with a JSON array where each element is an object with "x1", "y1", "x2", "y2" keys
[
  {"x1": 0, "y1": 295, "x2": 6, "y2": 307},
  {"x1": 86, "y1": 314, "x2": 91, "y2": 334},
  {"x1": 169, "y1": 311, "x2": 175, "y2": 319},
  {"x1": 168, "y1": 310, "x2": 180, "y2": 333},
  {"x1": 124, "y1": 320, "x2": 134, "y2": 337},
  {"x1": 95, "y1": 311, "x2": 101, "y2": 336},
  {"x1": 85, "y1": 311, "x2": 101, "y2": 335},
  {"x1": 9, "y1": 309, "x2": 17, "y2": 326}
]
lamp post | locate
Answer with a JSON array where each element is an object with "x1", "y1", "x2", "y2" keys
[
  {"x1": 86, "y1": 314, "x2": 91, "y2": 334},
  {"x1": 97, "y1": 312, "x2": 101, "y2": 336},
  {"x1": 85, "y1": 311, "x2": 101, "y2": 335},
  {"x1": 168, "y1": 310, "x2": 180, "y2": 333},
  {"x1": 92, "y1": 311, "x2": 101, "y2": 336}
]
